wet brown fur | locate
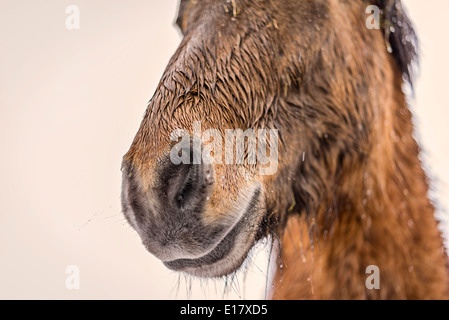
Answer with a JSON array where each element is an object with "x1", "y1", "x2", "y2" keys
[{"x1": 124, "y1": 0, "x2": 449, "y2": 299}]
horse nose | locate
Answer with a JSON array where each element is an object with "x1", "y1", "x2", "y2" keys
[
  {"x1": 121, "y1": 157, "x2": 216, "y2": 261},
  {"x1": 122, "y1": 157, "x2": 215, "y2": 212}
]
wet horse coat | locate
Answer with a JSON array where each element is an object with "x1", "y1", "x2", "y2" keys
[{"x1": 122, "y1": 0, "x2": 449, "y2": 299}]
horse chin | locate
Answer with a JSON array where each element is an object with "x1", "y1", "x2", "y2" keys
[{"x1": 163, "y1": 186, "x2": 265, "y2": 278}]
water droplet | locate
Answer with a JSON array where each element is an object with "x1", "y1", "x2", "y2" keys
[
  {"x1": 408, "y1": 266, "x2": 414, "y2": 273},
  {"x1": 206, "y1": 196, "x2": 210, "y2": 201}
]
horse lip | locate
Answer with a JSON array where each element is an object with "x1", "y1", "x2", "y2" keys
[{"x1": 163, "y1": 186, "x2": 262, "y2": 275}]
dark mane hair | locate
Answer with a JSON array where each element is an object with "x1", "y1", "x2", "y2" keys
[{"x1": 373, "y1": 0, "x2": 419, "y2": 85}]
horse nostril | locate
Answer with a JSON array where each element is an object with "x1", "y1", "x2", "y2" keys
[
  {"x1": 171, "y1": 164, "x2": 203, "y2": 209},
  {"x1": 161, "y1": 161, "x2": 214, "y2": 210},
  {"x1": 175, "y1": 165, "x2": 197, "y2": 208}
]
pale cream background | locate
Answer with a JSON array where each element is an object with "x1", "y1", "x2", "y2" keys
[{"x1": 0, "y1": 0, "x2": 447, "y2": 299}]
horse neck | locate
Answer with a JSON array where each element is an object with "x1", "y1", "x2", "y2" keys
[{"x1": 271, "y1": 69, "x2": 449, "y2": 300}]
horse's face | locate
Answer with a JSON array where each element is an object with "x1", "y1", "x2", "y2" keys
[{"x1": 121, "y1": 0, "x2": 406, "y2": 277}]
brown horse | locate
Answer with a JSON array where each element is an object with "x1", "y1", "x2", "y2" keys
[{"x1": 121, "y1": 0, "x2": 449, "y2": 299}]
